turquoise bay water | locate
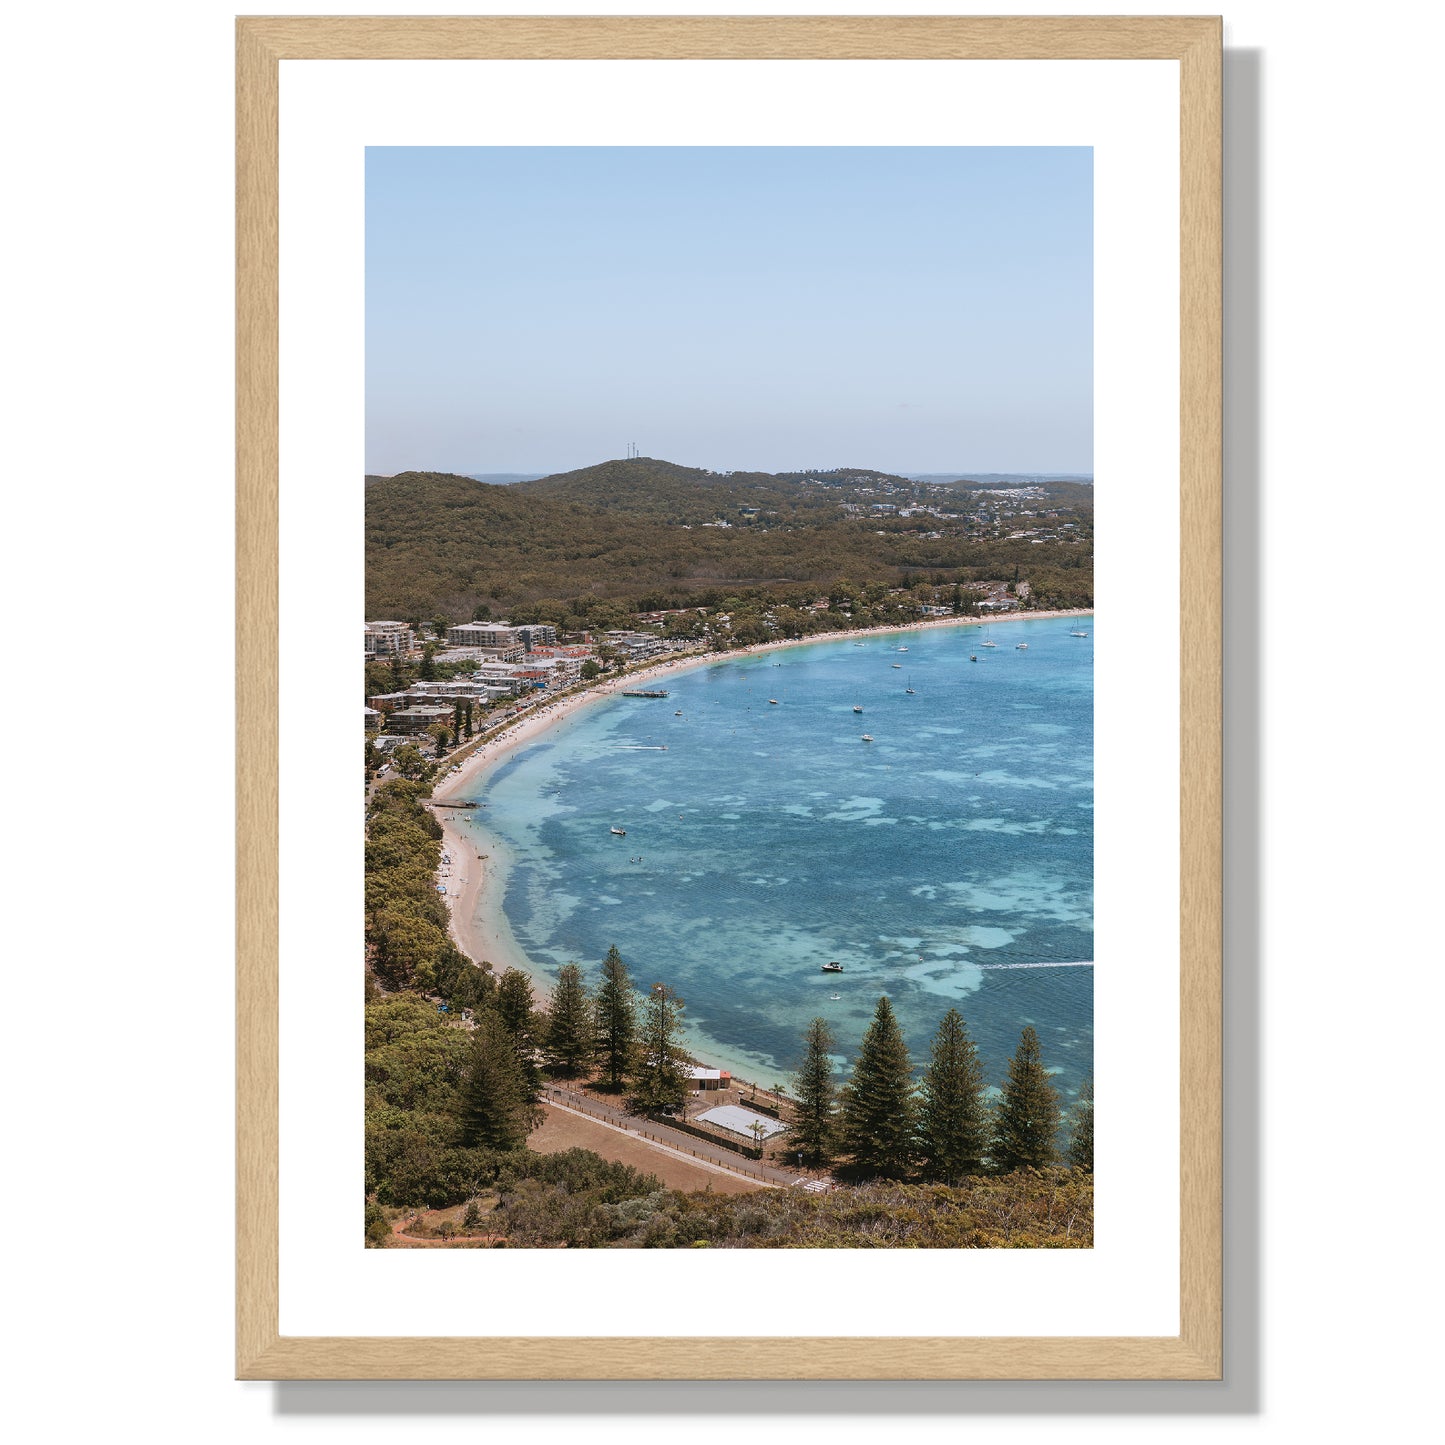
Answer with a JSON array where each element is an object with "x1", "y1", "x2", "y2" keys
[{"x1": 461, "y1": 619, "x2": 1093, "y2": 1104}]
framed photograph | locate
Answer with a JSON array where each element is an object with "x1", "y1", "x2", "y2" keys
[{"x1": 237, "y1": 15, "x2": 1221, "y2": 1380}]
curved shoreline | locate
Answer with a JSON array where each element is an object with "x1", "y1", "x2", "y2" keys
[{"x1": 429, "y1": 606, "x2": 1093, "y2": 1073}]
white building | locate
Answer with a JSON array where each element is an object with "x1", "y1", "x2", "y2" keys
[
  {"x1": 446, "y1": 622, "x2": 519, "y2": 648},
  {"x1": 364, "y1": 620, "x2": 414, "y2": 656}
]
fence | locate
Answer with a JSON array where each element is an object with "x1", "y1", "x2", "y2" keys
[
  {"x1": 542, "y1": 1085, "x2": 779, "y2": 1183},
  {"x1": 646, "y1": 1113, "x2": 764, "y2": 1160}
]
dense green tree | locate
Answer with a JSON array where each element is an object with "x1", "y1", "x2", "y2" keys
[
  {"x1": 457, "y1": 1012, "x2": 536, "y2": 1151},
  {"x1": 916, "y1": 1008, "x2": 988, "y2": 1184},
  {"x1": 545, "y1": 963, "x2": 594, "y2": 1077},
  {"x1": 579, "y1": 660, "x2": 601, "y2": 681},
  {"x1": 790, "y1": 1017, "x2": 839, "y2": 1167},
  {"x1": 391, "y1": 743, "x2": 431, "y2": 781},
  {"x1": 494, "y1": 968, "x2": 544, "y2": 1097},
  {"x1": 631, "y1": 982, "x2": 689, "y2": 1115},
  {"x1": 839, "y1": 996, "x2": 917, "y2": 1179},
  {"x1": 419, "y1": 644, "x2": 438, "y2": 681},
  {"x1": 1067, "y1": 1074, "x2": 1094, "y2": 1173},
  {"x1": 593, "y1": 945, "x2": 639, "y2": 1091},
  {"x1": 428, "y1": 723, "x2": 450, "y2": 758},
  {"x1": 991, "y1": 1026, "x2": 1062, "y2": 1171}
]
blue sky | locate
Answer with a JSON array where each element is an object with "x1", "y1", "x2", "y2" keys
[{"x1": 366, "y1": 147, "x2": 1092, "y2": 476}]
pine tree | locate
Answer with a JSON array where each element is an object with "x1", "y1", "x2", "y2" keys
[
  {"x1": 545, "y1": 963, "x2": 593, "y2": 1077},
  {"x1": 790, "y1": 1017, "x2": 839, "y2": 1167},
  {"x1": 916, "y1": 1008, "x2": 988, "y2": 1184},
  {"x1": 1067, "y1": 1074, "x2": 1094, "y2": 1172},
  {"x1": 593, "y1": 945, "x2": 638, "y2": 1091},
  {"x1": 494, "y1": 968, "x2": 542, "y2": 1099},
  {"x1": 631, "y1": 982, "x2": 688, "y2": 1115},
  {"x1": 458, "y1": 1013, "x2": 535, "y2": 1150},
  {"x1": 991, "y1": 1025, "x2": 1062, "y2": 1171},
  {"x1": 839, "y1": 996, "x2": 917, "y2": 1179}
]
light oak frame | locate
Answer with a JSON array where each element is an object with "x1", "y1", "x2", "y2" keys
[{"x1": 237, "y1": 14, "x2": 1222, "y2": 1381}]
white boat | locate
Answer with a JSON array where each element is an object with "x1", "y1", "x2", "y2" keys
[
  {"x1": 861, "y1": 734, "x2": 874, "y2": 742},
  {"x1": 1071, "y1": 630, "x2": 1089, "y2": 637},
  {"x1": 852, "y1": 705, "x2": 863, "y2": 714},
  {"x1": 905, "y1": 676, "x2": 916, "y2": 694},
  {"x1": 1016, "y1": 642, "x2": 1028, "y2": 650},
  {"x1": 610, "y1": 826, "x2": 626, "y2": 836},
  {"x1": 829, "y1": 993, "x2": 842, "y2": 1001},
  {"x1": 980, "y1": 639, "x2": 997, "y2": 649},
  {"x1": 768, "y1": 698, "x2": 779, "y2": 705},
  {"x1": 821, "y1": 961, "x2": 844, "y2": 974},
  {"x1": 898, "y1": 646, "x2": 908, "y2": 652},
  {"x1": 891, "y1": 663, "x2": 902, "y2": 669}
]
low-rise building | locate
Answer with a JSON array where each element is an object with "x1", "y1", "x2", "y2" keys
[
  {"x1": 364, "y1": 620, "x2": 414, "y2": 656},
  {"x1": 514, "y1": 623, "x2": 557, "y2": 650},
  {"x1": 474, "y1": 663, "x2": 526, "y2": 696},
  {"x1": 446, "y1": 622, "x2": 519, "y2": 648},
  {"x1": 385, "y1": 705, "x2": 454, "y2": 735},
  {"x1": 605, "y1": 629, "x2": 664, "y2": 660},
  {"x1": 515, "y1": 656, "x2": 582, "y2": 688}
]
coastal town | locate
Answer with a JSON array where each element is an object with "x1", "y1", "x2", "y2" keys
[{"x1": 364, "y1": 580, "x2": 1039, "y2": 758}]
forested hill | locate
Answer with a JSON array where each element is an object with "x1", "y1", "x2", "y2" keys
[
  {"x1": 365, "y1": 459, "x2": 1093, "y2": 621},
  {"x1": 512, "y1": 457, "x2": 913, "y2": 523}
]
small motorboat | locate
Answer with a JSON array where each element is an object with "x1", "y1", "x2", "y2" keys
[
  {"x1": 1016, "y1": 643, "x2": 1028, "y2": 650},
  {"x1": 891, "y1": 663, "x2": 902, "y2": 669},
  {"x1": 821, "y1": 961, "x2": 844, "y2": 974},
  {"x1": 768, "y1": 698, "x2": 779, "y2": 705},
  {"x1": 852, "y1": 705, "x2": 863, "y2": 714},
  {"x1": 861, "y1": 734, "x2": 874, "y2": 742},
  {"x1": 829, "y1": 993, "x2": 842, "y2": 1001},
  {"x1": 610, "y1": 826, "x2": 626, "y2": 836},
  {"x1": 1071, "y1": 630, "x2": 1089, "y2": 637}
]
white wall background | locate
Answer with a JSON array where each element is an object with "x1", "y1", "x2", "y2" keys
[{"x1": 4, "y1": 2, "x2": 1440, "y2": 1441}]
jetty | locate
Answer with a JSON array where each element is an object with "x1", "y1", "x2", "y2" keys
[{"x1": 621, "y1": 689, "x2": 670, "y2": 698}]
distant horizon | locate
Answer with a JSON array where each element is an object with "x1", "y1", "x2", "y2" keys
[
  {"x1": 367, "y1": 147, "x2": 1093, "y2": 476},
  {"x1": 366, "y1": 458, "x2": 1094, "y2": 482}
]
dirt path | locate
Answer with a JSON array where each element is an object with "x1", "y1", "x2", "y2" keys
[{"x1": 389, "y1": 1212, "x2": 505, "y2": 1248}]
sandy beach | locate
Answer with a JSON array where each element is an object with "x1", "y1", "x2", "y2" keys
[{"x1": 427, "y1": 606, "x2": 1093, "y2": 1062}]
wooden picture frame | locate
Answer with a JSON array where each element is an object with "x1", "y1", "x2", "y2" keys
[{"x1": 237, "y1": 14, "x2": 1221, "y2": 1381}]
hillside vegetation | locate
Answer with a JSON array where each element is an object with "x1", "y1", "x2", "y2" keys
[{"x1": 365, "y1": 457, "x2": 1093, "y2": 620}]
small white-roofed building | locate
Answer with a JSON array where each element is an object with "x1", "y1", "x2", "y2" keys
[{"x1": 696, "y1": 1105, "x2": 788, "y2": 1140}]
